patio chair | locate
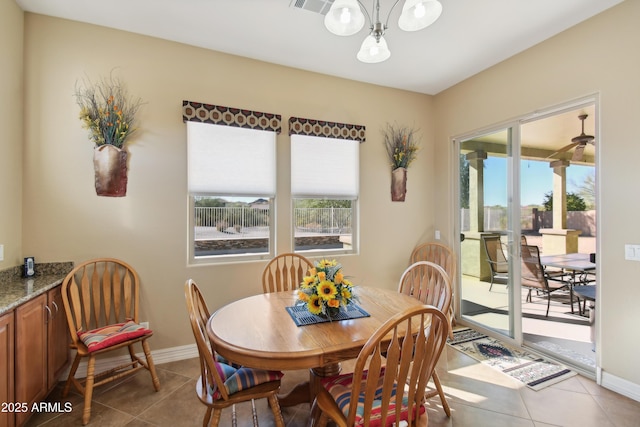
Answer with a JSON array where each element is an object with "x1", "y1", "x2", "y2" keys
[
  {"x1": 262, "y1": 253, "x2": 313, "y2": 293},
  {"x1": 521, "y1": 245, "x2": 571, "y2": 317},
  {"x1": 310, "y1": 305, "x2": 448, "y2": 427},
  {"x1": 482, "y1": 235, "x2": 510, "y2": 291}
]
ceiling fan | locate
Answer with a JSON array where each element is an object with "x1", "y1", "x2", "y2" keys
[{"x1": 548, "y1": 114, "x2": 595, "y2": 161}]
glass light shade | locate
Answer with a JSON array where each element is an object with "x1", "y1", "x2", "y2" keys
[
  {"x1": 324, "y1": 0, "x2": 365, "y2": 36},
  {"x1": 398, "y1": 0, "x2": 442, "y2": 31},
  {"x1": 357, "y1": 35, "x2": 391, "y2": 63}
]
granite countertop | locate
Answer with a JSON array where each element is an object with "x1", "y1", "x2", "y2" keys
[{"x1": 0, "y1": 262, "x2": 74, "y2": 316}]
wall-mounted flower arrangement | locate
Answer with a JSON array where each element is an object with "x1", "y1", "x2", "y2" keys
[
  {"x1": 75, "y1": 73, "x2": 144, "y2": 197},
  {"x1": 382, "y1": 123, "x2": 420, "y2": 202}
]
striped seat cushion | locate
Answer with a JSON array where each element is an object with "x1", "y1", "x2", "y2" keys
[
  {"x1": 78, "y1": 321, "x2": 151, "y2": 353},
  {"x1": 209, "y1": 357, "x2": 283, "y2": 400},
  {"x1": 321, "y1": 368, "x2": 425, "y2": 427}
]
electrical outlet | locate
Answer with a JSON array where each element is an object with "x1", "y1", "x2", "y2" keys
[{"x1": 140, "y1": 321, "x2": 150, "y2": 329}]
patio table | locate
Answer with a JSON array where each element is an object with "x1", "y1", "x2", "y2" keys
[{"x1": 540, "y1": 253, "x2": 595, "y2": 314}]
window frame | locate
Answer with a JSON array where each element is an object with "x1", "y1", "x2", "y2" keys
[
  {"x1": 183, "y1": 101, "x2": 281, "y2": 265},
  {"x1": 288, "y1": 117, "x2": 365, "y2": 257}
]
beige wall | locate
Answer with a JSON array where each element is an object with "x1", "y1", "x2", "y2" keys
[
  {"x1": 20, "y1": 15, "x2": 435, "y2": 350},
  {"x1": 0, "y1": 0, "x2": 23, "y2": 268},
  {"x1": 8, "y1": 0, "x2": 640, "y2": 395},
  {"x1": 434, "y1": 1, "x2": 640, "y2": 387}
]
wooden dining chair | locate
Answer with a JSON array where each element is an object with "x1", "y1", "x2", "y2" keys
[
  {"x1": 61, "y1": 258, "x2": 161, "y2": 425},
  {"x1": 184, "y1": 279, "x2": 285, "y2": 427},
  {"x1": 261, "y1": 252, "x2": 313, "y2": 293},
  {"x1": 311, "y1": 305, "x2": 449, "y2": 427},
  {"x1": 410, "y1": 241, "x2": 457, "y2": 328},
  {"x1": 398, "y1": 261, "x2": 453, "y2": 417}
]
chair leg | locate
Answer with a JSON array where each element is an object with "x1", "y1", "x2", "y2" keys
[
  {"x1": 489, "y1": 276, "x2": 494, "y2": 291},
  {"x1": 317, "y1": 412, "x2": 329, "y2": 427},
  {"x1": 142, "y1": 340, "x2": 161, "y2": 391},
  {"x1": 268, "y1": 394, "x2": 285, "y2": 427},
  {"x1": 309, "y1": 398, "x2": 322, "y2": 427},
  {"x1": 202, "y1": 407, "x2": 212, "y2": 427},
  {"x1": 210, "y1": 408, "x2": 223, "y2": 427},
  {"x1": 431, "y1": 371, "x2": 451, "y2": 417},
  {"x1": 81, "y1": 355, "x2": 96, "y2": 425},
  {"x1": 62, "y1": 353, "x2": 82, "y2": 397},
  {"x1": 546, "y1": 294, "x2": 551, "y2": 317}
]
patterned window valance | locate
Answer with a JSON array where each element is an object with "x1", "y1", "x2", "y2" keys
[
  {"x1": 182, "y1": 100, "x2": 281, "y2": 134},
  {"x1": 288, "y1": 117, "x2": 366, "y2": 143}
]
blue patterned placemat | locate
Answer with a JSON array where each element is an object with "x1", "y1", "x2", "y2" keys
[{"x1": 286, "y1": 304, "x2": 370, "y2": 326}]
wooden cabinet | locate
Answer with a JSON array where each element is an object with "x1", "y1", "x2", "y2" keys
[
  {"x1": 15, "y1": 294, "x2": 47, "y2": 426},
  {"x1": 47, "y1": 286, "x2": 69, "y2": 389},
  {"x1": 0, "y1": 311, "x2": 15, "y2": 427},
  {"x1": 14, "y1": 286, "x2": 69, "y2": 427}
]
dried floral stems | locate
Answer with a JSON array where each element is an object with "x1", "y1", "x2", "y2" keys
[
  {"x1": 382, "y1": 123, "x2": 419, "y2": 170},
  {"x1": 75, "y1": 74, "x2": 144, "y2": 148}
]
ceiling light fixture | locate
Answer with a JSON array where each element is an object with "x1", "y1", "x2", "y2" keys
[{"x1": 324, "y1": 0, "x2": 443, "y2": 64}]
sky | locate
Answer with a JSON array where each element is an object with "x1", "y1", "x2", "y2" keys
[
  {"x1": 483, "y1": 157, "x2": 594, "y2": 206},
  {"x1": 221, "y1": 157, "x2": 595, "y2": 207}
]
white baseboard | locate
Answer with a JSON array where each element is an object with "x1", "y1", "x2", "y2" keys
[
  {"x1": 61, "y1": 344, "x2": 199, "y2": 379},
  {"x1": 601, "y1": 370, "x2": 640, "y2": 402}
]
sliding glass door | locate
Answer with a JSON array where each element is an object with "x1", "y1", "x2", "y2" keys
[
  {"x1": 454, "y1": 99, "x2": 597, "y2": 370},
  {"x1": 456, "y1": 124, "x2": 521, "y2": 340}
]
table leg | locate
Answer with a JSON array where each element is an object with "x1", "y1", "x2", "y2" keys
[
  {"x1": 277, "y1": 382, "x2": 311, "y2": 407},
  {"x1": 277, "y1": 363, "x2": 342, "y2": 407},
  {"x1": 568, "y1": 271, "x2": 576, "y2": 314}
]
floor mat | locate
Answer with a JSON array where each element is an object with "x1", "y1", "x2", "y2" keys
[{"x1": 448, "y1": 328, "x2": 577, "y2": 390}]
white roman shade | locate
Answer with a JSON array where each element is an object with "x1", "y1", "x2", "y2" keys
[
  {"x1": 187, "y1": 121, "x2": 276, "y2": 196},
  {"x1": 291, "y1": 134, "x2": 359, "y2": 198}
]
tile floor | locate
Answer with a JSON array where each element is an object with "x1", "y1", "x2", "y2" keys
[{"x1": 24, "y1": 343, "x2": 639, "y2": 427}]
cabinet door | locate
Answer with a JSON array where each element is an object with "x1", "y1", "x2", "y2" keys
[
  {"x1": 0, "y1": 311, "x2": 15, "y2": 427},
  {"x1": 15, "y1": 294, "x2": 47, "y2": 426},
  {"x1": 47, "y1": 286, "x2": 70, "y2": 388}
]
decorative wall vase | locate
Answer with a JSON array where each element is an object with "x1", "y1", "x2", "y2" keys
[
  {"x1": 93, "y1": 144, "x2": 128, "y2": 197},
  {"x1": 391, "y1": 167, "x2": 407, "y2": 202}
]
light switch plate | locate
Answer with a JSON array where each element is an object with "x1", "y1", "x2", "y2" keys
[
  {"x1": 624, "y1": 244, "x2": 640, "y2": 261},
  {"x1": 0, "y1": 245, "x2": 3, "y2": 261}
]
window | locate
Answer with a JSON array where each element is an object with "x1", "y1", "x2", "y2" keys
[
  {"x1": 289, "y1": 117, "x2": 364, "y2": 255},
  {"x1": 184, "y1": 101, "x2": 280, "y2": 263}
]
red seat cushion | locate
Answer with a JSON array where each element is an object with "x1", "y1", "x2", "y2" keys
[
  {"x1": 78, "y1": 321, "x2": 151, "y2": 352},
  {"x1": 321, "y1": 367, "x2": 425, "y2": 427}
]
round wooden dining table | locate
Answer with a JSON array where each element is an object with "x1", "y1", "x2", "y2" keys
[{"x1": 207, "y1": 286, "x2": 425, "y2": 406}]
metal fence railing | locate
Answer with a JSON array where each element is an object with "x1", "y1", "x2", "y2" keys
[
  {"x1": 195, "y1": 206, "x2": 269, "y2": 232},
  {"x1": 195, "y1": 206, "x2": 352, "y2": 236},
  {"x1": 461, "y1": 207, "x2": 596, "y2": 236},
  {"x1": 294, "y1": 207, "x2": 352, "y2": 234}
]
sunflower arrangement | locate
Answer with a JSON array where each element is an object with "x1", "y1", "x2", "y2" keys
[{"x1": 297, "y1": 259, "x2": 356, "y2": 318}]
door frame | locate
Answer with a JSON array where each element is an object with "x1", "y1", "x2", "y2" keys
[{"x1": 451, "y1": 94, "x2": 600, "y2": 364}]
